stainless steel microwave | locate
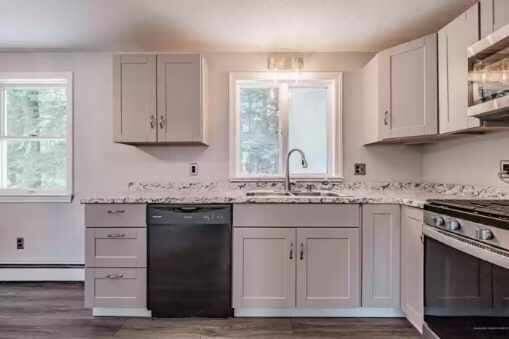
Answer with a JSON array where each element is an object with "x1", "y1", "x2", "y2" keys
[{"x1": 468, "y1": 23, "x2": 509, "y2": 120}]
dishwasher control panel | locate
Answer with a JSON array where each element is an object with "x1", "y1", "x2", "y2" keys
[{"x1": 147, "y1": 205, "x2": 232, "y2": 225}]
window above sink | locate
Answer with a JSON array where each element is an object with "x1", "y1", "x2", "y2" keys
[{"x1": 229, "y1": 72, "x2": 343, "y2": 182}]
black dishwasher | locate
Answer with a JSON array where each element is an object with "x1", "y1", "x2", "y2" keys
[{"x1": 147, "y1": 204, "x2": 232, "y2": 318}]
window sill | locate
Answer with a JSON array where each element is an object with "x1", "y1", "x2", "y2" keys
[
  {"x1": 0, "y1": 194, "x2": 73, "y2": 203},
  {"x1": 229, "y1": 176, "x2": 344, "y2": 183}
]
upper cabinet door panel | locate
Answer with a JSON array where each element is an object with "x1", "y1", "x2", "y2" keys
[
  {"x1": 481, "y1": 0, "x2": 509, "y2": 38},
  {"x1": 113, "y1": 54, "x2": 157, "y2": 143},
  {"x1": 386, "y1": 34, "x2": 438, "y2": 138},
  {"x1": 157, "y1": 54, "x2": 206, "y2": 144},
  {"x1": 296, "y1": 228, "x2": 361, "y2": 308},
  {"x1": 439, "y1": 4, "x2": 481, "y2": 134}
]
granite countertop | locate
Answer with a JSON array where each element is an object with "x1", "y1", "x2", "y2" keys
[{"x1": 80, "y1": 181, "x2": 509, "y2": 209}]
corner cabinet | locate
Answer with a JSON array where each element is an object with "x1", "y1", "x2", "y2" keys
[
  {"x1": 363, "y1": 33, "x2": 438, "y2": 144},
  {"x1": 438, "y1": 3, "x2": 481, "y2": 134},
  {"x1": 113, "y1": 54, "x2": 208, "y2": 145},
  {"x1": 480, "y1": 0, "x2": 509, "y2": 38},
  {"x1": 232, "y1": 204, "x2": 361, "y2": 311},
  {"x1": 401, "y1": 206, "x2": 424, "y2": 333}
]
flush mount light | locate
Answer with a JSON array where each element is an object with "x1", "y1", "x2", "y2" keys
[{"x1": 267, "y1": 54, "x2": 304, "y2": 71}]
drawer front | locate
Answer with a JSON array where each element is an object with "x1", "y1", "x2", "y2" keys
[
  {"x1": 85, "y1": 268, "x2": 146, "y2": 308},
  {"x1": 85, "y1": 204, "x2": 146, "y2": 227},
  {"x1": 233, "y1": 204, "x2": 360, "y2": 227},
  {"x1": 85, "y1": 228, "x2": 146, "y2": 268}
]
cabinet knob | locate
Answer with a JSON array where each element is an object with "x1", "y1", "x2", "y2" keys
[
  {"x1": 384, "y1": 111, "x2": 390, "y2": 126},
  {"x1": 149, "y1": 115, "x2": 156, "y2": 129}
]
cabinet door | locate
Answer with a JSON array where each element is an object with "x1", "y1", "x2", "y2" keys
[
  {"x1": 438, "y1": 4, "x2": 481, "y2": 134},
  {"x1": 113, "y1": 54, "x2": 157, "y2": 143},
  {"x1": 296, "y1": 228, "x2": 360, "y2": 308},
  {"x1": 401, "y1": 207, "x2": 424, "y2": 333},
  {"x1": 481, "y1": 0, "x2": 509, "y2": 38},
  {"x1": 233, "y1": 228, "x2": 296, "y2": 308},
  {"x1": 157, "y1": 54, "x2": 206, "y2": 144},
  {"x1": 362, "y1": 205, "x2": 401, "y2": 308},
  {"x1": 382, "y1": 34, "x2": 438, "y2": 139}
]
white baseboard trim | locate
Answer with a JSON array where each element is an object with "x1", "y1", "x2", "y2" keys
[
  {"x1": 93, "y1": 307, "x2": 152, "y2": 317},
  {"x1": 0, "y1": 268, "x2": 84, "y2": 281},
  {"x1": 234, "y1": 307, "x2": 404, "y2": 318}
]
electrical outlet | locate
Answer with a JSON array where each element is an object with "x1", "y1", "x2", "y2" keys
[
  {"x1": 500, "y1": 160, "x2": 509, "y2": 178},
  {"x1": 354, "y1": 163, "x2": 367, "y2": 176},
  {"x1": 190, "y1": 163, "x2": 199, "y2": 176},
  {"x1": 17, "y1": 237, "x2": 24, "y2": 250}
]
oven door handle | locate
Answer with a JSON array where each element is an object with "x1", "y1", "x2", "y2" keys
[{"x1": 423, "y1": 225, "x2": 509, "y2": 270}]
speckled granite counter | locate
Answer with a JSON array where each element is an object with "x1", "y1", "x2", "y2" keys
[{"x1": 80, "y1": 181, "x2": 509, "y2": 209}]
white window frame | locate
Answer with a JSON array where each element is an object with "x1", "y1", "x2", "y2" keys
[
  {"x1": 0, "y1": 72, "x2": 73, "y2": 203},
  {"x1": 229, "y1": 71, "x2": 343, "y2": 182}
]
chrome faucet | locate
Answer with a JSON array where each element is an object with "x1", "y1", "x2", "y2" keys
[{"x1": 285, "y1": 148, "x2": 309, "y2": 193}]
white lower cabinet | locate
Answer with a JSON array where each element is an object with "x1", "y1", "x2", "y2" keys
[
  {"x1": 233, "y1": 227, "x2": 361, "y2": 309},
  {"x1": 401, "y1": 206, "x2": 424, "y2": 333},
  {"x1": 232, "y1": 228, "x2": 296, "y2": 308},
  {"x1": 362, "y1": 205, "x2": 401, "y2": 308},
  {"x1": 297, "y1": 228, "x2": 360, "y2": 308}
]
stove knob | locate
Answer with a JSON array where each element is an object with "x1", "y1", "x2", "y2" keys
[
  {"x1": 477, "y1": 229, "x2": 494, "y2": 241},
  {"x1": 447, "y1": 220, "x2": 461, "y2": 231},
  {"x1": 432, "y1": 216, "x2": 445, "y2": 227}
]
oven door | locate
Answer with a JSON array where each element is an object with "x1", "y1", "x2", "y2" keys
[{"x1": 423, "y1": 225, "x2": 509, "y2": 338}]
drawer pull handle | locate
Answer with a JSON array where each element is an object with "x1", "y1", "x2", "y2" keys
[
  {"x1": 106, "y1": 273, "x2": 124, "y2": 279},
  {"x1": 107, "y1": 233, "x2": 126, "y2": 238},
  {"x1": 289, "y1": 242, "x2": 294, "y2": 260},
  {"x1": 107, "y1": 210, "x2": 125, "y2": 215},
  {"x1": 300, "y1": 243, "x2": 304, "y2": 260}
]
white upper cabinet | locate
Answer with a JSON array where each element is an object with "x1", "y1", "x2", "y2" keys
[
  {"x1": 113, "y1": 53, "x2": 207, "y2": 145},
  {"x1": 363, "y1": 33, "x2": 438, "y2": 143},
  {"x1": 157, "y1": 54, "x2": 207, "y2": 144},
  {"x1": 113, "y1": 54, "x2": 157, "y2": 143},
  {"x1": 480, "y1": 0, "x2": 509, "y2": 38},
  {"x1": 438, "y1": 3, "x2": 481, "y2": 134}
]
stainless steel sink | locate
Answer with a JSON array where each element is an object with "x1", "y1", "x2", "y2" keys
[{"x1": 246, "y1": 191, "x2": 351, "y2": 198}]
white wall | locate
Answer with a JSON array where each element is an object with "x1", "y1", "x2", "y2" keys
[
  {"x1": 0, "y1": 52, "x2": 422, "y2": 265},
  {"x1": 421, "y1": 133, "x2": 509, "y2": 188}
]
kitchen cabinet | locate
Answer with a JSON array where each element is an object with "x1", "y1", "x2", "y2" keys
[
  {"x1": 401, "y1": 206, "x2": 424, "y2": 333},
  {"x1": 157, "y1": 54, "x2": 207, "y2": 144},
  {"x1": 297, "y1": 228, "x2": 360, "y2": 308},
  {"x1": 233, "y1": 227, "x2": 360, "y2": 309},
  {"x1": 362, "y1": 205, "x2": 401, "y2": 308},
  {"x1": 438, "y1": 3, "x2": 481, "y2": 134},
  {"x1": 84, "y1": 204, "x2": 149, "y2": 317},
  {"x1": 113, "y1": 53, "x2": 208, "y2": 145},
  {"x1": 480, "y1": 0, "x2": 509, "y2": 38},
  {"x1": 113, "y1": 54, "x2": 157, "y2": 143},
  {"x1": 232, "y1": 228, "x2": 296, "y2": 308},
  {"x1": 363, "y1": 33, "x2": 438, "y2": 143}
]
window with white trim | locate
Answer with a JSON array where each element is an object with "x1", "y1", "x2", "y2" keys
[
  {"x1": 0, "y1": 73, "x2": 73, "y2": 201},
  {"x1": 229, "y1": 72, "x2": 342, "y2": 181}
]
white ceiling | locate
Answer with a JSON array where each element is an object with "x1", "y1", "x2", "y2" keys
[{"x1": 0, "y1": 0, "x2": 477, "y2": 52}]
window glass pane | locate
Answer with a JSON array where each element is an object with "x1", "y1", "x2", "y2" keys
[
  {"x1": 239, "y1": 86, "x2": 281, "y2": 176},
  {"x1": 5, "y1": 87, "x2": 67, "y2": 137},
  {"x1": 6, "y1": 140, "x2": 67, "y2": 190},
  {"x1": 288, "y1": 87, "x2": 328, "y2": 175}
]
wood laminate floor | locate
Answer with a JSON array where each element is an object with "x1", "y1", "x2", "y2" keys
[{"x1": 0, "y1": 282, "x2": 421, "y2": 339}]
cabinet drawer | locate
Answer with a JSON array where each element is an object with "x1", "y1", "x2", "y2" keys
[
  {"x1": 85, "y1": 228, "x2": 146, "y2": 268},
  {"x1": 233, "y1": 204, "x2": 360, "y2": 227},
  {"x1": 85, "y1": 268, "x2": 146, "y2": 308},
  {"x1": 84, "y1": 204, "x2": 146, "y2": 227}
]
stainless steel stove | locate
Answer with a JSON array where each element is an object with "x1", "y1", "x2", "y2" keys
[{"x1": 423, "y1": 200, "x2": 509, "y2": 339}]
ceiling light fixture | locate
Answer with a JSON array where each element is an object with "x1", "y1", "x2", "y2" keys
[{"x1": 267, "y1": 54, "x2": 304, "y2": 72}]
